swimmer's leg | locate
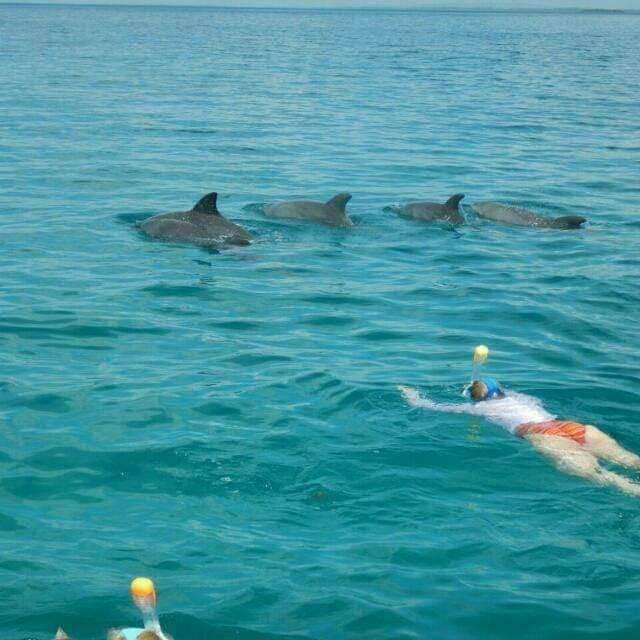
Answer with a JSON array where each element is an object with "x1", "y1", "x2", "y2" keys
[
  {"x1": 583, "y1": 425, "x2": 640, "y2": 469},
  {"x1": 526, "y1": 434, "x2": 640, "y2": 497}
]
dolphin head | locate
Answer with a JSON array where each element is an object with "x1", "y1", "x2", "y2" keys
[{"x1": 552, "y1": 215, "x2": 586, "y2": 229}]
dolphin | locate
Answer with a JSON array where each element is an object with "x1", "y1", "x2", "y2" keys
[
  {"x1": 472, "y1": 202, "x2": 586, "y2": 229},
  {"x1": 263, "y1": 193, "x2": 353, "y2": 226},
  {"x1": 138, "y1": 192, "x2": 252, "y2": 248},
  {"x1": 392, "y1": 193, "x2": 465, "y2": 224}
]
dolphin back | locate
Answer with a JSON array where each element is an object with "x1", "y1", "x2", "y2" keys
[{"x1": 139, "y1": 192, "x2": 252, "y2": 247}]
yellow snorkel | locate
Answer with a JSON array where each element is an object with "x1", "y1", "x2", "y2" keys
[
  {"x1": 131, "y1": 577, "x2": 157, "y2": 612},
  {"x1": 463, "y1": 345, "x2": 490, "y2": 398},
  {"x1": 466, "y1": 345, "x2": 503, "y2": 401},
  {"x1": 113, "y1": 577, "x2": 171, "y2": 640},
  {"x1": 472, "y1": 344, "x2": 489, "y2": 380}
]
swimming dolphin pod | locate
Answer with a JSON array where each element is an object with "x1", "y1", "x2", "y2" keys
[
  {"x1": 264, "y1": 193, "x2": 353, "y2": 226},
  {"x1": 139, "y1": 192, "x2": 252, "y2": 248},
  {"x1": 393, "y1": 193, "x2": 465, "y2": 225},
  {"x1": 472, "y1": 202, "x2": 586, "y2": 229}
]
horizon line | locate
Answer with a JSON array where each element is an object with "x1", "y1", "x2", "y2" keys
[{"x1": 0, "y1": 2, "x2": 635, "y2": 11}]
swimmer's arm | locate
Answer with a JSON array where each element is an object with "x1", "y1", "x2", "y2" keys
[{"x1": 398, "y1": 386, "x2": 475, "y2": 414}]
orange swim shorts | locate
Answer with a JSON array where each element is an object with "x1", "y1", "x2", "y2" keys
[{"x1": 515, "y1": 420, "x2": 586, "y2": 446}]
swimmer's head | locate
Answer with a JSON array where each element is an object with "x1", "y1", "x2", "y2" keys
[
  {"x1": 470, "y1": 380, "x2": 488, "y2": 401},
  {"x1": 470, "y1": 377, "x2": 503, "y2": 402},
  {"x1": 55, "y1": 629, "x2": 70, "y2": 640}
]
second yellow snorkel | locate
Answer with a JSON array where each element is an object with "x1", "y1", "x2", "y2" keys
[{"x1": 114, "y1": 577, "x2": 171, "y2": 640}]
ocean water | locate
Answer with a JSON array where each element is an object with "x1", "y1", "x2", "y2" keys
[{"x1": 1, "y1": 4, "x2": 640, "y2": 639}]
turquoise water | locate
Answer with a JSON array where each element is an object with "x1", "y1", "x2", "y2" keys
[{"x1": 1, "y1": 4, "x2": 640, "y2": 639}]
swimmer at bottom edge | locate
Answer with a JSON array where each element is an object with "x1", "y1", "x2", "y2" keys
[{"x1": 399, "y1": 377, "x2": 640, "y2": 496}]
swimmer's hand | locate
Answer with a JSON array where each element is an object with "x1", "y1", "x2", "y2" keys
[
  {"x1": 398, "y1": 385, "x2": 438, "y2": 408},
  {"x1": 399, "y1": 385, "x2": 469, "y2": 413},
  {"x1": 398, "y1": 385, "x2": 421, "y2": 404}
]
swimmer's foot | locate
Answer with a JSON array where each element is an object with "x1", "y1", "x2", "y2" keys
[
  {"x1": 598, "y1": 468, "x2": 640, "y2": 497},
  {"x1": 584, "y1": 426, "x2": 640, "y2": 470}
]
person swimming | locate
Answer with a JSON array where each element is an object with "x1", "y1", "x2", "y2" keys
[
  {"x1": 53, "y1": 578, "x2": 172, "y2": 640},
  {"x1": 107, "y1": 578, "x2": 172, "y2": 640},
  {"x1": 399, "y1": 378, "x2": 640, "y2": 496}
]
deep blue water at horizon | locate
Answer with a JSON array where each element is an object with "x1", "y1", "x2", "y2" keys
[{"x1": 1, "y1": 4, "x2": 640, "y2": 640}]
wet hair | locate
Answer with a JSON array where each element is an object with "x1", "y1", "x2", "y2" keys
[
  {"x1": 470, "y1": 380, "x2": 488, "y2": 402},
  {"x1": 137, "y1": 633, "x2": 163, "y2": 640}
]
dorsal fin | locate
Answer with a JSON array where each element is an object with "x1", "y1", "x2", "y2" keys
[
  {"x1": 192, "y1": 192, "x2": 220, "y2": 215},
  {"x1": 326, "y1": 193, "x2": 352, "y2": 212},
  {"x1": 444, "y1": 193, "x2": 465, "y2": 210}
]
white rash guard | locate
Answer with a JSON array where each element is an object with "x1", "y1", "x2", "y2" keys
[{"x1": 399, "y1": 386, "x2": 556, "y2": 435}]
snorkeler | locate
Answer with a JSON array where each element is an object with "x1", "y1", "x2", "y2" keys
[
  {"x1": 53, "y1": 579, "x2": 170, "y2": 640},
  {"x1": 108, "y1": 578, "x2": 172, "y2": 640},
  {"x1": 399, "y1": 348, "x2": 640, "y2": 497}
]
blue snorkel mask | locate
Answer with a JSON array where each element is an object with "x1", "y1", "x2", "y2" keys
[
  {"x1": 482, "y1": 377, "x2": 502, "y2": 399},
  {"x1": 463, "y1": 377, "x2": 503, "y2": 402}
]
